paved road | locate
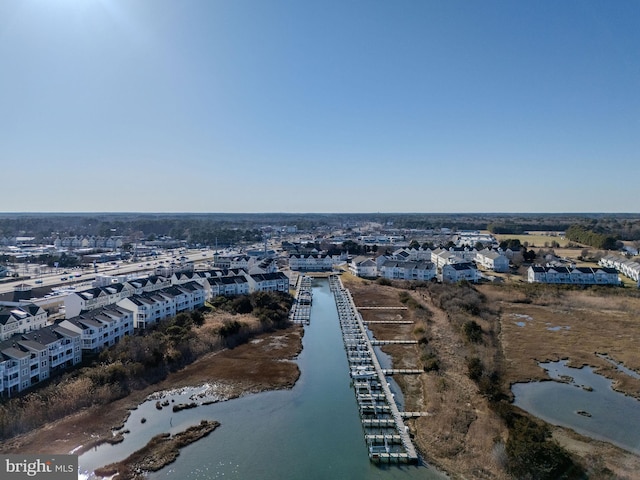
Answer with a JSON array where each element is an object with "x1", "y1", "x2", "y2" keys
[{"x1": 0, "y1": 249, "x2": 216, "y2": 296}]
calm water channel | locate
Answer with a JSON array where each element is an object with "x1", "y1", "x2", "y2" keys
[
  {"x1": 79, "y1": 279, "x2": 445, "y2": 480},
  {"x1": 512, "y1": 360, "x2": 640, "y2": 455}
]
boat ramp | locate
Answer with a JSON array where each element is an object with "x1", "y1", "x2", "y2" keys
[{"x1": 328, "y1": 275, "x2": 422, "y2": 464}]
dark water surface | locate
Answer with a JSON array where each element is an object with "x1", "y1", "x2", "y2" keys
[{"x1": 79, "y1": 279, "x2": 445, "y2": 479}]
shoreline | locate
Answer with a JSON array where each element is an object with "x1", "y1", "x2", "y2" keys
[{"x1": 0, "y1": 325, "x2": 304, "y2": 457}]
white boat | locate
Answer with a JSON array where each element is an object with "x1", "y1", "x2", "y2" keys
[{"x1": 350, "y1": 366, "x2": 376, "y2": 379}]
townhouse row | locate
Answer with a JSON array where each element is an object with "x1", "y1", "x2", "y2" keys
[
  {"x1": 0, "y1": 302, "x2": 49, "y2": 342},
  {"x1": 348, "y1": 246, "x2": 503, "y2": 283},
  {"x1": 0, "y1": 324, "x2": 82, "y2": 397},
  {"x1": 527, "y1": 265, "x2": 620, "y2": 285},
  {"x1": 0, "y1": 269, "x2": 290, "y2": 397},
  {"x1": 598, "y1": 255, "x2": 640, "y2": 286},
  {"x1": 64, "y1": 270, "x2": 289, "y2": 319}
]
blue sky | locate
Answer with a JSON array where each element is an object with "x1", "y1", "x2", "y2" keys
[{"x1": 1, "y1": 0, "x2": 638, "y2": 213}]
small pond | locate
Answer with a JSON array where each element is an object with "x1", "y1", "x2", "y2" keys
[{"x1": 512, "y1": 360, "x2": 640, "y2": 455}]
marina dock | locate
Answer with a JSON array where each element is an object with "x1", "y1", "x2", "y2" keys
[
  {"x1": 329, "y1": 275, "x2": 421, "y2": 464},
  {"x1": 289, "y1": 275, "x2": 312, "y2": 324}
]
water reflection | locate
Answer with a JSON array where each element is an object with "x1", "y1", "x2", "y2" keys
[
  {"x1": 79, "y1": 279, "x2": 445, "y2": 480},
  {"x1": 512, "y1": 360, "x2": 640, "y2": 455}
]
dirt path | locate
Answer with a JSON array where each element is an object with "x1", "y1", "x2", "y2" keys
[{"x1": 343, "y1": 277, "x2": 509, "y2": 479}]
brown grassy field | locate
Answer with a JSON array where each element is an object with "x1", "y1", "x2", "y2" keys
[
  {"x1": 493, "y1": 233, "x2": 575, "y2": 248},
  {"x1": 480, "y1": 283, "x2": 640, "y2": 478},
  {"x1": 342, "y1": 273, "x2": 640, "y2": 478},
  {"x1": 342, "y1": 274, "x2": 510, "y2": 479},
  {"x1": 480, "y1": 284, "x2": 640, "y2": 396},
  {"x1": 0, "y1": 315, "x2": 303, "y2": 456}
]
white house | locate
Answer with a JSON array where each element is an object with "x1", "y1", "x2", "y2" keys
[
  {"x1": 391, "y1": 248, "x2": 433, "y2": 262},
  {"x1": 247, "y1": 272, "x2": 289, "y2": 293},
  {"x1": 442, "y1": 263, "x2": 480, "y2": 283},
  {"x1": 599, "y1": 255, "x2": 640, "y2": 286},
  {"x1": 249, "y1": 257, "x2": 279, "y2": 275},
  {"x1": 64, "y1": 283, "x2": 135, "y2": 319},
  {"x1": 0, "y1": 345, "x2": 30, "y2": 396},
  {"x1": 0, "y1": 302, "x2": 48, "y2": 341},
  {"x1": 128, "y1": 276, "x2": 171, "y2": 294},
  {"x1": 117, "y1": 281, "x2": 205, "y2": 329},
  {"x1": 527, "y1": 265, "x2": 619, "y2": 285},
  {"x1": 117, "y1": 295, "x2": 164, "y2": 330},
  {"x1": 475, "y1": 249, "x2": 510, "y2": 273},
  {"x1": 350, "y1": 256, "x2": 378, "y2": 278},
  {"x1": 289, "y1": 254, "x2": 334, "y2": 271},
  {"x1": 208, "y1": 276, "x2": 250, "y2": 297},
  {"x1": 379, "y1": 261, "x2": 436, "y2": 281},
  {"x1": 431, "y1": 247, "x2": 477, "y2": 271},
  {"x1": 212, "y1": 255, "x2": 255, "y2": 271},
  {"x1": 0, "y1": 324, "x2": 81, "y2": 397},
  {"x1": 60, "y1": 305, "x2": 134, "y2": 353}
]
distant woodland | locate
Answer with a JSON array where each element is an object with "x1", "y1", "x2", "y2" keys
[{"x1": 0, "y1": 212, "x2": 639, "y2": 243}]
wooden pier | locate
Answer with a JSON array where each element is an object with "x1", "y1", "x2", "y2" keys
[
  {"x1": 357, "y1": 306, "x2": 408, "y2": 310},
  {"x1": 371, "y1": 339, "x2": 419, "y2": 345},
  {"x1": 329, "y1": 275, "x2": 420, "y2": 465},
  {"x1": 364, "y1": 320, "x2": 414, "y2": 325},
  {"x1": 289, "y1": 275, "x2": 312, "y2": 324},
  {"x1": 382, "y1": 369, "x2": 424, "y2": 375}
]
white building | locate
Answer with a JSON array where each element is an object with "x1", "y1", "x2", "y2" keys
[
  {"x1": 527, "y1": 265, "x2": 620, "y2": 285},
  {"x1": 289, "y1": 254, "x2": 335, "y2": 271},
  {"x1": 349, "y1": 256, "x2": 378, "y2": 278},
  {"x1": 379, "y1": 260, "x2": 436, "y2": 281},
  {"x1": 247, "y1": 272, "x2": 289, "y2": 293},
  {"x1": 59, "y1": 305, "x2": 134, "y2": 353},
  {"x1": 431, "y1": 247, "x2": 477, "y2": 271},
  {"x1": 0, "y1": 324, "x2": 81, "y2": 397},
  {"x1": 391, "y1": 247, "x2": 433, "y2": 262},
  {"x1": 475, "y1": 249, "x2": 510, "y2": 273},
  {"x1": 117, "y1": 281, "x2": 205, "y2": 329},
  {"x1": 0, "y1": 302, "x2": 48, "y2": 341},
  {"x1": 64, "y1": 283, "x2": 135, "y2": 319},
  {"x1": 442, "y1": 263, "x2": 480, "y2": 283},
  {"x1": 599, "y1": 255, "x2": 640, "y2": 286},
  {"x1": 208, "y1": 276, "x2": 250, "y2": 297}
]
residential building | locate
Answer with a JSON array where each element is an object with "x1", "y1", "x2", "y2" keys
[
  {"x1": 527, "y1": 265, "x2": 620, "y2": 285},
  {"x1": 349, "y1": 256, "x2": 378, "y2": 278},
  {"x1": 0, "y1": 302, "x2": 48, "y2": 341},
  {"x1": 247, "y1": 272, "x2": 289, "y2": 293},
  {"x1": 599, "y1": 255, "x2": 640, "y2": 286},
  {"x1": 0, "y1": 324, "x2": 81, "y2": 397},
  {"x1": 431, "y1": 247, "x2": 477, "y2": 271},
  {"x1": 64, "y1": 283, "x2": 135, "y2": 319},
  {"x1": 59, "y1": 305, "x2": 134, "y2": 353},
  {"x1": 442, "y1": 263, "x2": 480, "y2": 283},
  {"x1": 208, "y1": 275, "x2": 250, "y2": 297},
  {"x1": 289, "y1": 254, "x2": 334, "y2": 271},
  {"x1": 379, "y1": 261, "x2": 436, "y2": 281},
  {"x1": 117, "y1": 281, "x2": 205, "y2": 329},
  {"x1": 475, "y1": 249, "x2": 510, "y2": 273}
]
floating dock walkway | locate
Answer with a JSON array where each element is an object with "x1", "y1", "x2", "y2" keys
[
  {"x1": 329, "y1": 275, "x2": 421, "y2": 465},
  {"x1": 289, "y1": 275, "x2": 312, "y2": 325}
]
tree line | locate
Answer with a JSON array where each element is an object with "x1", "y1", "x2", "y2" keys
[{"x1": 565, "y1": 225, "x2": 620, "y2": 250}]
